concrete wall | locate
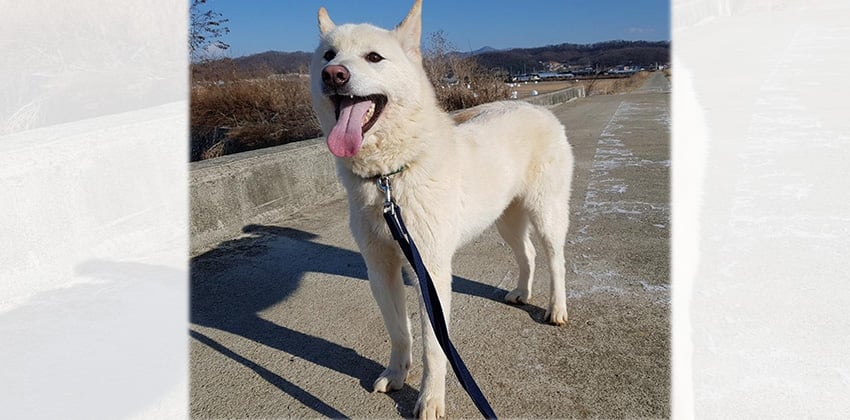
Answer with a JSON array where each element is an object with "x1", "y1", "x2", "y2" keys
[
  {"x1": 190, "y1": 86, "x2": 585, "y2": 253},
  {"x1": 190, "y1": 137, "x2": 342, "y2": 253},
  {"x1": 523, "y1": 86, "x2": 585, "y2": 106}
]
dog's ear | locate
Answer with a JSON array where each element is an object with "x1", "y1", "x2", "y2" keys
[
  {"x1": 318, "y1": 7, "x2": 336, "y2": 36},
  {"x1": 394, "y1": 0, "x2": 422, "y2": 62}
]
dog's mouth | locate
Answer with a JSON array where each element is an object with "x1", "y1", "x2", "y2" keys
[
  {"x1": 331, "y1": 94, "x2": 387, "y2": 133},
  {"x1": 326, "y1": 94, "x2": 387, "y2": 158}
]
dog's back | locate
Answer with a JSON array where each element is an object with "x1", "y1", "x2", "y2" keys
[{"x1": 439, "y1": 100, "x2": 574, "y2": 244}]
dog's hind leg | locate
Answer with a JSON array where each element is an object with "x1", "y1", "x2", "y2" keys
[
  {"x1": 363, "y1": 242, "x2": 413, "y2": 392},
  {"x1": 529, "y1": 198, "x2": 570, "y2": 326},
  {"x1": 497, "y1": 199, "x2": 536, "y2": 304}
]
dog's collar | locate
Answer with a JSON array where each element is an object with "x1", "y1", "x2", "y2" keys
[
  {"x1": 379, "y1": 165, "x2": 407, "y2": 178},
  {"x1": 365, "y1": 165, "x2": 407, "y2": 181}
]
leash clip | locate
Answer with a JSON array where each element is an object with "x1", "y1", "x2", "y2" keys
[{"x1": 376, "y1": 176, "x2": 394, "y2": 214}]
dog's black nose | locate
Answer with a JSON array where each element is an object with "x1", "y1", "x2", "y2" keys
[{"x1": 322, "y1": 65, "x2": 350, "y2": 89}]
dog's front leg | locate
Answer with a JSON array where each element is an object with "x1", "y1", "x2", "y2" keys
[
  {"x1": 362, "y1": 241, "x2": 413, "y2": 393},
  {"x1": 413, "y1": 252, "x2": 452, "y2": 420}
]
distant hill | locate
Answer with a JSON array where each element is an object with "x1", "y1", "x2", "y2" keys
[
  {"x1": 214, "y1": 40, "x2": 668, "y2": 76},
  {"x1": 461, "y1": 46, "x2": 499, "y2": 56},
  {"x1": 475, "y1": 40, "x2": 670, "y2": 73},
  {"x1": 233, "y1": 50, "x2": 313, "y2": 74}
]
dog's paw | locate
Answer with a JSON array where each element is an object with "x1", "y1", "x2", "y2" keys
[
  {"x1": 413, "y1": 392, "x2": 446, "y2": 419},
  {"x1": 545, "y1": 304, "x2": 569, "y2": 326},
  {"x1": 505, "y1": 287, "x2": 531, "y2": 304},
  {"x1": 373, "y1": 367, "x2": 408, "y2": 393}
]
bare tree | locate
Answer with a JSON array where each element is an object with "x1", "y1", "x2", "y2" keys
[
  {"x1": 190, "y1": 0, "x2": 230, "y2": 62},
  {"x1": 422, "y1": 30, "x2": 455, "y2": 88},
  {"x1": 422, "y1": 30, "x2": 508, "y2": 111}
]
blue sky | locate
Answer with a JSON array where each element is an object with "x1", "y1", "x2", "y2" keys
[{"x1": 203, "y1": 0, "x2": 670, "y2": 57}]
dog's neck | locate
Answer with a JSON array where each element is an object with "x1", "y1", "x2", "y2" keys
[
  {"x1": 339, "y1": 93, "x2": 452, "y2": 180},
  {"x1": 342, "y1": 131, "x2": 421, "y2": 179}
]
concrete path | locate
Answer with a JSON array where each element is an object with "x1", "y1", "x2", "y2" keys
[{"x1": 190, "y1": 72, "x2": 671, "y2": 419}]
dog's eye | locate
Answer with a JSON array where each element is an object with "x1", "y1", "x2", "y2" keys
[
  {"x1": 366, "y1": 52, "x2": 384, "y2": 63},
  {"x1": 323, "y1": 50, "x2": 336, "y2": 61}
]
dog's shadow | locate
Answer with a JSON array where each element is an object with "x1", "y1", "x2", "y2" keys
[{"x1": 190, "y1": 224, "x2": 542, "y2": 417}]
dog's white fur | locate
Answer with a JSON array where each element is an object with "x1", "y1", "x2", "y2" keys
[{"x1": 310, "y1": 1, "x2": 573, "y2": 418}]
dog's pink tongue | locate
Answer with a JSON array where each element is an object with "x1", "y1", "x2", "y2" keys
[{"x1": 327, "y1": 97, "x2": 371, "y2": 157}]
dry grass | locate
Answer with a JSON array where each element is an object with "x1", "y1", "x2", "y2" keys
[
  {"x1": 509, "y1": 81, "x2": 577, "y2": 98},
  {"x1": 580, "y1": 71, "x2": 652, "y2": 96},
  {"x1": 190, "y1": 76, "x2": 320, "y2": 161},
  {"x1": 433, "y1": 75, "x2": 511, "y2": 112}
]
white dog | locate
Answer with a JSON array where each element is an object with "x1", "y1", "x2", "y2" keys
[{"x1": 310, "y1": 1, "x2": 574, "y2": 417}]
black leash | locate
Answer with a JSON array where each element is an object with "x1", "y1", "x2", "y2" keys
[{"x1": 377, "y1": 175, "x2": 497, "y2": 420}]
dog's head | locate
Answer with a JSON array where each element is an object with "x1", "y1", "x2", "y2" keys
[{"x1": 309, "y1": 0, "x2": 428, "y2": 159}]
